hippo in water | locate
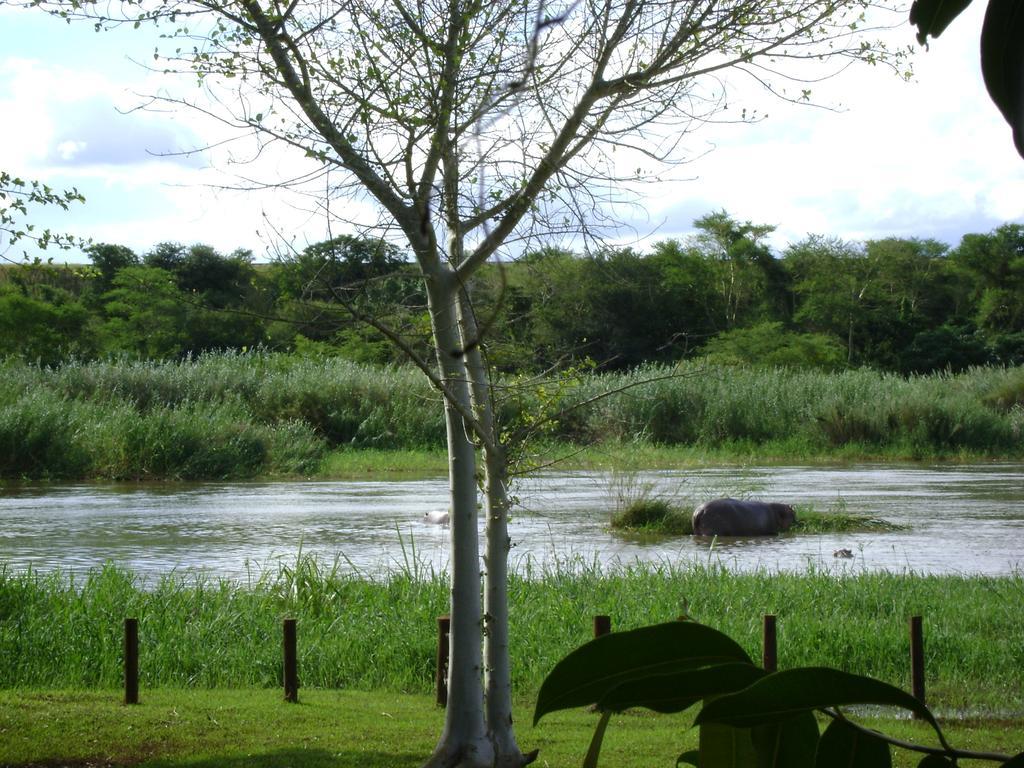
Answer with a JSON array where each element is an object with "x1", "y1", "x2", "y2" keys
[{"x1": 692, "y1": 498, "x2": 796, "y2": 536}]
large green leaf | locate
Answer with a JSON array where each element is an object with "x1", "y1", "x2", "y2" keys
[
  {"x1": 909, "y1": 0, "x2": 974, "y2": 44},
  {"x1": 694, "y1": 667, "x2": 940, "y2": 733},
  {"x1": 816, "y1": 719, "x2": 892, "y2": 768},
  {"x1": 980, "y1": 0, "x2": 1024, "y2": 156},
  {"x1": 752, "y1": 712, "x2": 819, "y2": 768},
  {"x1": 534, "y1": 622, "x2": 753, "y2": 724},
  {"x1": 699, "y1": 721, "x2": 760, "y2": 768},
  {"x1": 597, "y1": 662, "x2": 765, "y2": 714},
  {"x1": 677, "y1": 749, "x2": 700, "y2": 767},
  {"x1": 916, "y1": 755, "x2": 955, "y2": 767}
]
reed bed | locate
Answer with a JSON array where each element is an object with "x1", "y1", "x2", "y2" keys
[
  {"x1": 2, "y1": 557, "x2": 1021, "y2": 713},
  {"x1": 557, "y1": 363, "x2": 1024, "y2": 454},
  {"x1": 0, "y1": 355, "x2": 1022, "y2": 480}
]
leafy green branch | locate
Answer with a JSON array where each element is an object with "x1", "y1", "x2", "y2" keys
[{"x1": 0, "y1": 170, "x2": 89, "y2": 255}]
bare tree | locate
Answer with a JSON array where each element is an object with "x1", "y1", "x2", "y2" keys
[{"x1": 13, "y1": 1, "x2": 906, "y2": 765}]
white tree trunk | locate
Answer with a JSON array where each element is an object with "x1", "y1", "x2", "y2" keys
[
  {"x1": 457, "y1": 295, "x2": 523, "y2": 766},
  {"x1": 424, "y1": 268, "x2": 494, "y2": 768},
  {"x1": 482, "y1": 446, "x2": 519, "y2": 764}
]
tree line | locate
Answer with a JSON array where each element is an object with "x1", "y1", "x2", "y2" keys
[{"x1": 2, "y1": 210, "x2": 1022, "y2": 374}]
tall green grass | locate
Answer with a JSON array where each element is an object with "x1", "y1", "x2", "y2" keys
[
  {"x1": 2, "y1": 558, "x2": 1022, "y2": 713},
  {"x1": 0, "y1": 354, "x2": 444, "y2": 479},
  {"x1": 0, "y1": 355, "x2": 1022, "y2": 479},
  {"x1": 557, "y1": 364, "x2": 1024, "y2": 455}
]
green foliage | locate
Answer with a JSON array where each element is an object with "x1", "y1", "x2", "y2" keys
[
  {"x1": 1, "y1": 356, "x2": 1021, "y2": 480},
  {"x1": 982, "y1": 367, "x2": 1024, "y2": 411},
  {"x1": 85, "y1": 242, "x2": 139, "y2": 294},
  {"x1": 790, "y1": 503, "x2": 905, "y2": 534},
  {"x1": 5, "y1": 219, "x2": 1024, "y2": 376},
  {"x1": 698, "y1": 322, "x2": 846, "y2": 370},
  {"x1": 901, "y1": 323, "x2": 991, "y2": 374},
  {"x1": 0, "y1": 388, "x2": 93, "y2": 478},
  {"x1": 264, "y1": 235, "x2": 427, "y2": 363},
  {"x1": 536, "y1": 620, "x2": 1023, "y2": 767},
  {"x1": 0, "y1": 384, "x2": 323, "y2": 481},
  {"x1": 0, "y1": 282, "x2": 95, "y2": 364},
  {"x1": 101, "y1": 265, "x2": 189, "y2": 359},
  {"x1": 5, "y1": 559, "x2": 1024, "y2": 714},
  {"x1": 0, "y1": 356, "x2": 332, "y2": 480},
  {"x1": 0, "y1": 170, "x2": 86, "y2": 253},
  {"x1": 610, "y1": 498, "x2": 693, "y2": 535},
  {"x1": 559, "y1": 362, "x2": 1024, "y2": 455},
  {"x1": 534, "y1": 622, "x2": 753, "y2": 724},
  {"x1": 271, "y1": 235, "x2": 408, "y2": 300},
  {"x1": 952, "y1": 225, "x2": 1024, "y2": 336}
]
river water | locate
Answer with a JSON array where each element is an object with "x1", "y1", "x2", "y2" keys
[{"x1": 1, "y1": 464, "x2": 1022, "y2": 580}]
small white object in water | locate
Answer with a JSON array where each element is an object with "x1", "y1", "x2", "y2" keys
[
  {"x1": 423, "y1": 510, "x2": 450, "y2": 525},
  {"x1": 833, "y1": 548, "x2": 854, "y2": 559}
]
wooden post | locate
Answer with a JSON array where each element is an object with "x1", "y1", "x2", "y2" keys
[
  {"x1": 436, "y1": 615, "x2": 450, "y2": 708},
  {"x1": 593, "y1": 615, "x2": 611, "y2": 638},
  {"x1": 283, "y1": 618, "x2": 298, "y2": 703},
  {"x1": 762, "y1": 614, "x2": 777, "y2": 673},
  {"x1": 910, "y1": 615, "x2": 925, "y2": 715},
  {"x1": 124, "y1": 618, "x2": 139, "y2": 705}
]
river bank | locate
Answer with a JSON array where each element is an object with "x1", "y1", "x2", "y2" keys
[
  {"x1": 316, "y1": 440, "x2": 1024, "y2": 480},
  {"x1": 3, "y1": 559, "x2": 1022, "y2": 714}
]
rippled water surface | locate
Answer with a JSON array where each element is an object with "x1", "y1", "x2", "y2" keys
[{"x1": 2, "y1": 464, "x2": 1022, "y2": 578}]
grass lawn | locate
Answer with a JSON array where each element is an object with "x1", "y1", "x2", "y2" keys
[{"x1": 1, "y1": 689, "x2": 1021, "y2": 768}]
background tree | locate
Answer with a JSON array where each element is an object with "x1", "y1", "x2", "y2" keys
[
  {"x1": 17, "y1": 0, "x2": 908, "y2": 765},
  {"x1": 690, "y1": 211, "x2": 781, "y2": 331},
  {"x1": 523, "y1": 247, "x2": 686, "y2": 370},
  {"x1": 859, "y1": 236, "x2": 955, "y2": 370},
  {"x1": 648, "y1": 238, "x2": 727, "y2": 355},
  {"x1": 267, "y1": 234, "x2": 427, "y2": 361},
  {"x1": 100, "y1": 265, "x2": 189, "y2": 359},
  {"x1": 950, "y1": 223, "x2": 1024, "y2": 364},
  {"x1": 786, "y1": 235, "x2": 869, "y2": 364},
  {"x1": 85, "y1": 243, "x2": 139, "y2": 296},
  {"x1": 0, "y1": 281, "x2": 94, "y2": 364}
]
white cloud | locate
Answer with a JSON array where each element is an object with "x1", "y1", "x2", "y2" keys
[
  {"x1": 616, "y1": 2, "x2": 1023, "y2": 250},
  {"x1": 2, "y1": 2, "x2": 1020, "y2": 263}
]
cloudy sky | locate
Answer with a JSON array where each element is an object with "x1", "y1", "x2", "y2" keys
[{"x1": 1, "y1": 1, "x2": 1021, "y2": 262}]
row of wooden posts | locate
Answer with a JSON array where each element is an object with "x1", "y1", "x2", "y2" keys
[{"x1": 121, "y1": 614, "x2": 929, "y2": 715}]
